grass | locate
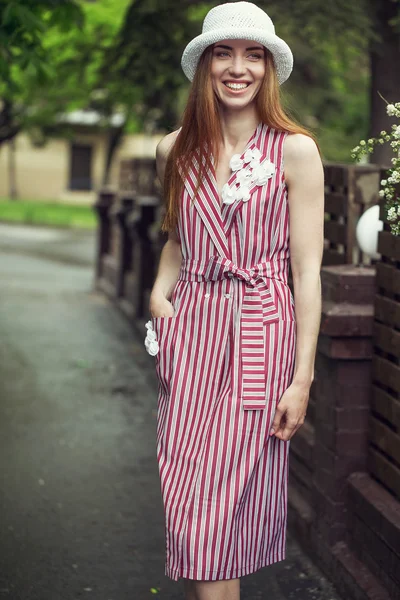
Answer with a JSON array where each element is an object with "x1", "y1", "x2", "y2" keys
[{"x1": 0, "y1": 198, "x2": 97, "y2": 230}]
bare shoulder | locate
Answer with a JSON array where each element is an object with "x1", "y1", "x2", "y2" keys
[
  {"x1": 284, "y1": 132, "x2": 319, "y2": 160},
  {"x1": 156, "y1": 129, "x2": 181, "y2": 162},
  {"x1": 283, "y1": 133, "x2": 323, "y2": 186}
]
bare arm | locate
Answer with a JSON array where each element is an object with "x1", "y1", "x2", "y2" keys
[
  {"x1": 149, "y1": 130, "x2": 183, "y2": 317},
  {"x1": 285, "y1": 133, "x2": 325, "y2": 386},
  {"x1": 270, "y1": 133, "x2": 324, "y2": 441}
]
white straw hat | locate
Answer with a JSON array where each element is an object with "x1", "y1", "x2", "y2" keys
[{"x1": 181, "y1": 2, "x2": 293, "y2": 85}]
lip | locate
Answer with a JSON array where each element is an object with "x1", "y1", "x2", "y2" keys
[{"x1": 223, "y1": 81, "x2": 252, "y2": 94}]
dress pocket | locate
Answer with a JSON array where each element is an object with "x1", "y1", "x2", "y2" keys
[{"x1": 151, "y1": 316, "x2": 178, "y2": 398}]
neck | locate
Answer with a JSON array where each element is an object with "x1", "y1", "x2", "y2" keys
[{"x1": 218, "y1": 106, "x2": 260, "y2": 153}]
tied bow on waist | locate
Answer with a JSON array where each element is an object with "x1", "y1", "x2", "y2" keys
[{"x1": 179, "y1": 256, "x2": 285, "y2": 408}]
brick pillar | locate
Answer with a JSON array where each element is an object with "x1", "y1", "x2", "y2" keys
[{"x1": 312, "y1": 264, "x2": 376, "y2": 545}]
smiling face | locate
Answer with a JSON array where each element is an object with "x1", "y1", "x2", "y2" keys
[{"x1": 210, "y1": 39, "x2": 266, "y2": 111}]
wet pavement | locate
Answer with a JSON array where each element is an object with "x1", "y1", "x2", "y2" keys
[{"x1": 0, "y1": 223, "x2": 343, "y2": 600}]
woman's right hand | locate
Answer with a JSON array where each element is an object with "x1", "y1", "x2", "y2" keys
[{"x1": 149, "y1": 293, "x2": 175, "y2": 318}]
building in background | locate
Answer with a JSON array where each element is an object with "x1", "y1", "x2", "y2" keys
[{"x1": 0, "y1": 110, "x2": 162, "y2": 205}]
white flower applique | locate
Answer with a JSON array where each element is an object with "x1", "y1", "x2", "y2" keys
[
  {"x1": 144, "y1": 320, "x2": 159, "y2": 356},
  {"x1": 221, "y1": 147, "x2": 276, "y2": 205}
]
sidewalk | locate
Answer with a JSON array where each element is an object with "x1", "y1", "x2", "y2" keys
[{"x1": 0, "y1": 224, "x2": 342, "y2": 599}]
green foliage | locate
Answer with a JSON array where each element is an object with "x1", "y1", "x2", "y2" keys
[
  {"x1": 0, "y1": 0, "x2": 85, "y2": 144},
  {"x1": 0, "y1": 0, "x2": 132, "y2": 144},
  {"x1": 1, "y1": 0, "x2": 399, "y2": 163},
  {"x1": 0, "y1": 0, "x2": 84, "y2": 96},
  {"x1": 99, "y1": 0, "x2": 201, "y2": 131},
  {"x1": 0, "y1": 198, "x2": 96, "y2": 229},
  {"x1": 97, "y1": 0, "x2": 375, "y2": 158}
]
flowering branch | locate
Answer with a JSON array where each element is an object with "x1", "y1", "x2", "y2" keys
[{"x1": 351, "y1": 102, "x2": 400, "y2": 236}]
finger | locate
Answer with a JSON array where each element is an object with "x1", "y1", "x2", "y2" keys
[
  {"x1": 269, "y1": 406, "x2": 286, "y2": 436},
  {"x1": 275, "y1": 419, "x2": 298, "y2": 441}
]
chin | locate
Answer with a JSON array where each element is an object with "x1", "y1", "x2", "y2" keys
[{"x1": 218, "y1": 96, "x2": 258, "y2": 111}]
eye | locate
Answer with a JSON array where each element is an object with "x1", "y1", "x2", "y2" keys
[
  {"x1": 214, "y1": 50, "x2": 230, "y2": 58},
  {"x1": 248, "y1": 53, "x2": 263, "y2": 60}
]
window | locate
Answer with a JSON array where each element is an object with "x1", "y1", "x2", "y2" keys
[{"x1": 69, "y1": 144, "x2": 93, "y2": 191}]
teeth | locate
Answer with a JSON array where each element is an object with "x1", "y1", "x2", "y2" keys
[{"x1": 225, "y1": 82, "x2": 248, "y2": 90}]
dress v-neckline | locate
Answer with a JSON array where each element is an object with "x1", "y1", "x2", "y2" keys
[{"x1": 211, "y1": 122, "x2": 263, "y2": 208}]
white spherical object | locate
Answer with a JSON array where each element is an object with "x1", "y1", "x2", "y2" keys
[{"x1": 355, "y1": 205, "x2": 383, "y2": 259}]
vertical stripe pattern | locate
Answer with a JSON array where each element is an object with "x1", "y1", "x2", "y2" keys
[{"x1": 150, "y1": 123, "x2": 297, "y2": 581}]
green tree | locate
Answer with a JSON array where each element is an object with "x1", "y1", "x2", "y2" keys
[
  {"x1": 104, "y1": 0, "x2": 399, "y2": 163},
  {"x1": 99, "y1": 0, "x2": 207, "y2": 132},
  {"x1": 29, "y1": 0, "x2": 132, "y2": 183},
  {"x1": 0, "y1": 0, "x2": 84, "y2": 144}
]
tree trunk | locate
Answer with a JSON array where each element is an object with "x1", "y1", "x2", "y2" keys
[
  {"x1": 8, "y1": 138, "x2": 17, "y2": 200},
  {"x1": 369, "y1": 0, "x2": 400, "y2": 165},
  {"x1": 0, "y1": 100, "x2": 20, "y2": 146},
  {"x1": 103, "y1": 125, "x2": 125, "y2": 186}
]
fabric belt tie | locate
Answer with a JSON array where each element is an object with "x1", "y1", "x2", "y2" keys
[{"x1": 179, "y1": 256, "x2": 284, "y2": 407}]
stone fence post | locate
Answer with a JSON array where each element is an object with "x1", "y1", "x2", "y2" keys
[
  {"x1": 93, "y1": 189, "x2": 115, "y2": 282},
  {"x1": 312, "y1": 265, "x2": 376, "y2": 545}
]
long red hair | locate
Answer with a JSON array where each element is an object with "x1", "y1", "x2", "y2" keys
[{"x1": 161, "y1": 46, "x2": 320, "y2": 233}]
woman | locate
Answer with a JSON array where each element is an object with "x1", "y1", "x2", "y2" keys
[{"x1": 144, "y1": 2, "x2": 324, "y2": 599}]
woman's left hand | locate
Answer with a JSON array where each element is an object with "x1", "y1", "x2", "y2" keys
[{"x1": 269, "y1": 381, "x2": 310, "y2": 441}]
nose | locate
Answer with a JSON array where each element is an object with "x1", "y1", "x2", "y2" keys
[{"x1": 228, "y1": 55, "x2": 247, "y2": 77}]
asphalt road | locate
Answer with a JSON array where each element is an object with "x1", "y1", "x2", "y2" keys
[{"x1": 0, "y1": 223, "x2": 343, "y2": 600}]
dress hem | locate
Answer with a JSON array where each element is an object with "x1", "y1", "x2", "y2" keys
[{"x1": 165, "y1": 551, "x2": 286, "y2": 582}]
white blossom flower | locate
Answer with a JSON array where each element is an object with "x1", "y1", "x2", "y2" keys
[
  {"x1": 146, "y1": 329, "x2": 157, "y2": 341},
  {"x1": 261, "y1": 159, "x2": 275, "y2": 176},
  {"x1": 243, "y1": 149, "x2": 254, "y2": 164},
  {"x1": 387, "y1": 104, "x2": 396, "y2": 116},
  {"x1": 243, "y1": 147, "x2": 261, "y2": 164},
  {"x1": 145, "y1": 337, "x2": 159, "y2": 356},
  {"x1": 252, "y1": 147, "x2": 262, "y2": 160},
  {"x1": 221, "y1": 183, "x2": 236, "y2": 205},
  {"x1": 253, "y1": 160, "x2": 276, "y2": 185},
  {"x1": 389, "y1": 171, "x2": 400, "y2": 183},
  {"x1": 360, "y1": 140, "x2": 366, "y2": 146},
  {"x1": 393, "y1": 125, "x2": 400, "y2": 139},
  {"x1": 223, "y1": 149, "x2": 277, "y2": 206},
  {"x1": 144, "y1": 321, "x2": 159, "y2": 356},
  {"x1": 397, "y1": 205, "x2": 400, "y2": 216},
  {"x1": 236, "y1": 185, "x2": 251, "y2": 202},
  {"x1": 236, "y1": 168, "x2": 253, "y2": 186},
  {"x1": 379, "y1": 190, "x2": 385, "y2": 198},
  {"x1": 229, "y1": 154, "x2": 244, "y2": 171},
  {"x1": 387, "y1": 207, "x2": 397, "y2": 221},
  {"x1": 381, "y1": 180, "x2": 387, "y2": 186}
]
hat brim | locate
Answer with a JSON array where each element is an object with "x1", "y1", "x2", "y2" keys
[{"x1": 181, "y1": 27, "x2": 293, "y2": 85}]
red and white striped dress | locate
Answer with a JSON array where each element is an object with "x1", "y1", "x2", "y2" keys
[{"x1": 150, "y1": 122, "x2": 296, "y2": 581}]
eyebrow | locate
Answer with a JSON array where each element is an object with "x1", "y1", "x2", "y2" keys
[{"x1": 213, "y1": 44, "x2": 264, "y2": 52}]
